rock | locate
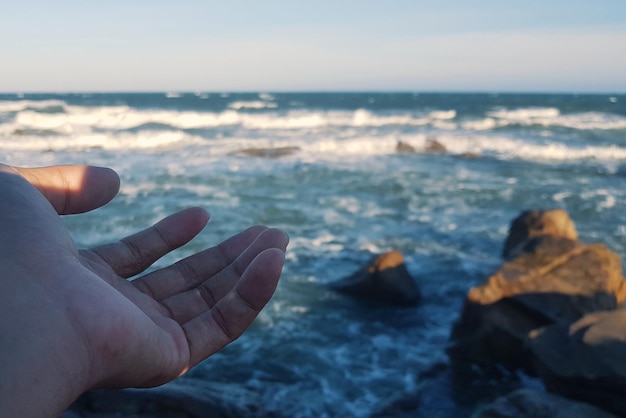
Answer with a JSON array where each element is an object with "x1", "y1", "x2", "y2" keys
[
  {"x1": 502, "y1": 209, "x2": 578, "y2": 260},
  {"x1": 65, "y1": 379, "x2": 262, "y2": 417},
  {"x1": 475, "y1": 388, "x2": 619, "y2": 418},
  {"x1": 370, "y1": 364, "x2": 475, "y2": 418},
  {"x1": 329, "y1": 250, "x2": 421, "y2": 306},
  {"x1": 460, "y1": 152, "x2": 481, "y2": 159},
  {"x1": 469, "y1": 237, "x2": 625, "y2": 307},
  {"x1": 396, "y1": 140, "x2": 416, "y2": 153},
  {"x1": 234, "y1": 146, "x2": 300, "y2": 158},
  {"x1": 448, "y1": 210, "x2": 626, "y2": 373},
  {"x1": 424, "y1": 137, "x2": 447, "y2": 153},
  {"x1": 528, "y1": 310, "x2": 626, "y2": 416}
]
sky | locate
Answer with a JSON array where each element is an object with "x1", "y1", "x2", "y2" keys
[{"x1": 1, "y1": 0, "x2": 625, "y2": 93}]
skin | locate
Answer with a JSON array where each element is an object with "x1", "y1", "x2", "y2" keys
[{"x1": 0, "y1": 163, "x2": 288, "y2": 417}]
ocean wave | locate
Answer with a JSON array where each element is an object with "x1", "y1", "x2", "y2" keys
[
  {"x1": 426, "y1": 134, "x2": 626, "y2": 162},
  {"x1": 3, "y1": 103, "x2": 626, "y2": 165},
  {"x1": 488, "y1": 107, "x2": 561, "y2": 120},
  {"x1": 429, "y1": 110, "x2": 457, "y2": 120},
  {"x1": 273, "y1": 133, "x2": 626, "y2": 164},
  {"x1": 3, "y1": 125, "x2": 626, "y2": 172},
  {"x1": 222, "y1": 133, "x2": 626, "y2": 165},
  {"x1": 0, "y1": 99, "x2": 68, "y2": 113},
  {"x1": 0, "y1": 130, "x2": 202, "y2": 152},
  {"x1": 2, "y1": 106, "x2": 450, "y2": 132},
  {"x1": 3, "y1": 100, "x2": 624, "y2": 134},
  {"x1": 486, "y1": 107, "x2": 626, "y2": 130}
]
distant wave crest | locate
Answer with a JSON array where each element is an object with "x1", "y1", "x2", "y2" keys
[
  {"x1": 2, "y1": 100, "x2": 626, "y2": 163},
  {"x1": 2, "y1": 100, "x2": 625, "y2": 134}
]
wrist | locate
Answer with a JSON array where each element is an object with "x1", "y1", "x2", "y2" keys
[{"x1": 0, "y1": 265, "x2": 93, "y2": 417}]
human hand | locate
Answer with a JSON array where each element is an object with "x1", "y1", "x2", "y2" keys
[{"x1": 0, "y1": 164, "x2": 288, "y2": 416}]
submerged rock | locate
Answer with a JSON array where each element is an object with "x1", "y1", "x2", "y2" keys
[
  {"x1": 329, "y1": 250, "x2": 421, "y2": 306},
  {"x1": 448, "y1": 210, "x2": 626, "y2": 372},
  {"x1": 475, "y1": 388, "x2": 619, "y2": 418},
  {"x1": 233, "y1": 146, "x2": 300, "y2": 158},
  {"x1": 424, "y1": 137, "x2": 447, "y2": 153},
  {"x1": 460, "y1": 152, "x2": 481, "y2": 159},
  {"x1": 65, "y1": 379, "x2": 261, "y2": 417},
  {"x1": 396, "y1": 140, "x2": 417, "y2": 153}
]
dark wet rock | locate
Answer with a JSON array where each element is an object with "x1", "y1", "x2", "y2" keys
[
  {"x1": 395, "y1": 140, "x2": 416, "y2": 153},
  {"x1": 528, "y1": 310, "x2": 626, "y2": 417},
  {"x1": 424, "y1": 137, "x2": 447, "y2": 153},
  {"x1": 234, "y1": 146, "x2": 300, "y2": 158},
  {"x1": 329, "y1": 250, "x2": 421, "y2": 306},
  {"x1": 460, "y1": 152, "x2": 480, "y2": 159},
  {"x1": 64, "y1": 379, "x2": 263, "y2": 418},
  {"x1": 448, "y1": 210, "x2": 626, "y2": 373},
  {"x1": 371, "y1": 363, "x2": 536, "y2": 418},
  {"x1": 475, "y1": 388, "x2": 619, "y2": 418}
]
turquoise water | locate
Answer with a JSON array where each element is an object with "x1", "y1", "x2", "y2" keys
[{"x1": 2, "y1": 92, "x2": 626, "y2": 416}]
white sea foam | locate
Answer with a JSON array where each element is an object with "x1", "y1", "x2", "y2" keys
[
  {"x1": 437, "y1": 134, "x2": 626, "y2": 162},
  {"x1": 429, "y1": 110, "x2": 457, "y2": 120},
  {"x1": 228, "y1": 101, "x2": 278, "y2": 110},
  {"x1": 581, "y1": 189, "x2": 618, "y2": 209},
  {"x1": 351, "y1": 109, "x2": 430, "y2": 127},
  {"x1": 488, "y1": 107, "x2": 560, "y2": 120},
  {"x1": 5, "y1": 102, "x2": 623, "y2": 135},
  {"x1": 431, "y1": 120, "x2": 458, "y2": 130},
  {"x1": 4, "y1": 117, "x2": 626, "y2": 165},
  {"x1": 461, "y1": 118, "x2": 497, "y2": 131},
  {"x1": 3, "y1": 100, "x2": 626, "y2": 165},
  {"x1": 487, "y1": 107, "x2": 626, "y2": 130},
  {"x1": 2, "y1": 105, "x2": 454, "y2": 132},
  {"x1": 10, "y1": 107, "x2": 241, "y2": 131},
  {"x1": 0, "y1": 130, "x2": 201, "y2": 152}
]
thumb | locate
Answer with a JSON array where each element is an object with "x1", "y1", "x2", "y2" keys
[{"x1": 13, "y1": 164, "x2": 121, "y2": 214}]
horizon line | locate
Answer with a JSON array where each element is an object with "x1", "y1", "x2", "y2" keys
[{"x1": 1, "y1": 89, "x2": 625, "y2": 96}]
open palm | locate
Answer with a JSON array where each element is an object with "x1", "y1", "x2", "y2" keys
[{"x1": 0, "y1": 164, "x2": 287, "y2": 403}]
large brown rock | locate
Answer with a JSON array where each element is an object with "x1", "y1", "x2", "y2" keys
[
  {"x1": 469, "y1": 237, "x2": 626, "y2": 308},
  {"x1": 448, "y1": 210, "x2": 626, "y2": 372},
  {"x1": 528, "y1": 310, "x2": 626, "y2": 416},
  {"x1": 329, "y1": 250, "x2": 421, "y2": 306}
]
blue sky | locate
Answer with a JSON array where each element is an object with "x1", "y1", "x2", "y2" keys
[{"x1": 1, "y1": 1, "x2": 625, "y2": 92}]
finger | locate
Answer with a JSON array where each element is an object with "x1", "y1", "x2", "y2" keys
[
  {"x1": 86, "y1": 207, "x2": 210, "y2": 278},
  {"x1": 183, "y1": 247, "x2": 285, "y2": 366},
  {"x1": 132, "y1": 225, "x2": 274, "y2": 300},
  {"x1": 13, "y1": 164, "x2": 120, "y2": 214},
  {"x1": 158, "y1": 228, "x2": 289, "y2": 323}
]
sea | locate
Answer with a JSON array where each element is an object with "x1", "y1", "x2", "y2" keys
[{"x1": 2, "y1": 92, "x2": 626, "y2": 417}]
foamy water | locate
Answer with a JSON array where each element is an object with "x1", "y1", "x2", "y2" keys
[{"x1": 2, "y1": 92, "x2": 626, "y2": 417}]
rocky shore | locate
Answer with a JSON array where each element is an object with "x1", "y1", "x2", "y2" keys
[
  {"x1": 447, "y1": 209, "x2": 626, "y2": 417},
  {"x1": 64, "y1": 209, "x2": 626, "y2": 417}
]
